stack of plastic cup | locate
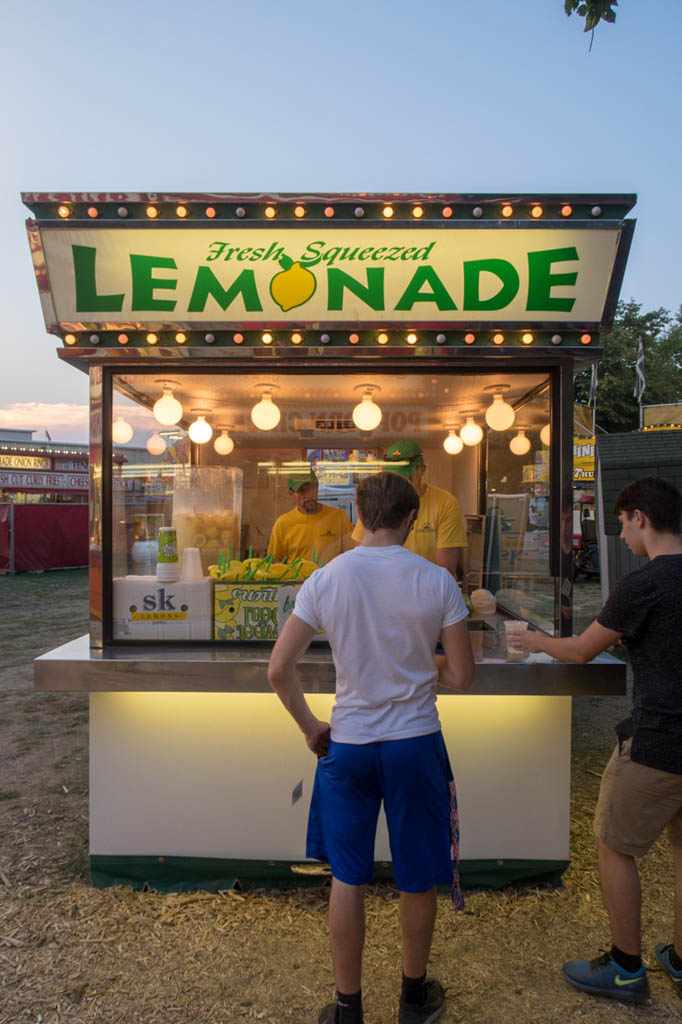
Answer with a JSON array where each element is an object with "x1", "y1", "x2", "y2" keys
[
  {"x1": 156, "y1": 527, "x2": 180, "y2": 583},
  {"x1": 181, "y1": 546, "x2": 204, "y2": 581}
]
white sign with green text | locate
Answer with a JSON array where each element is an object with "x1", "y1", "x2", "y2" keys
[{"x1": 39, "y1": 227, "x2": 622, "y2": 325}]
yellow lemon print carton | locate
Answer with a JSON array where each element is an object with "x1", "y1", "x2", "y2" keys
[{"x1": 213, "y1": 553, "x2": 323, "y2": 641}]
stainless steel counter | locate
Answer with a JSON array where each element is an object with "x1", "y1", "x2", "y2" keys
[{"x1": 35, "y1": 635, "x2": 626, "y2": 696}]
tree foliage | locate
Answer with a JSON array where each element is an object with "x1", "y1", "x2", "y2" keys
[
  {"x1": 565, "y1": 0, "x2": 618, "y2": 32},
  {"x1": 574, "y1": 301, "x2": 682, "y2": 433}
]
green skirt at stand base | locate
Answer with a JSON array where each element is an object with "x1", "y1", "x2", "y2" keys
[{"x1": 90, "y1": 855, "x2": 568, "y2": 893}]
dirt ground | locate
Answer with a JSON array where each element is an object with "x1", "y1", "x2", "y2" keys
[{"x1": 1, "y1": 571, "x2": 680, "y2": 1023}]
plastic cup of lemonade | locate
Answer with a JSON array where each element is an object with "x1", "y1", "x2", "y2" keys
[{"x1": 504, "y1": 620, "x2": 528, "y2": 662}]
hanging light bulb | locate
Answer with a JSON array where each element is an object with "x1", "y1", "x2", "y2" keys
[
  {"x1": 460, "y1": 416, "x2": 483, "y2": 446},
  {"x1": 214, "y1": 430, "x2": 235, "y2": 455},
  {"x1": 540, "y1": 423, "x2": 551, "y2": 446},
  {"x1": 112, "y1": 418, "x2": 134, "y2": 444},
  {"x1": 352, "y1": 386, "x2": 382, "y2": 431},
  {"x1": 485, "y1": 390, "x2": 515, "y2": 431},
  {"x1": 153, "y1": 383, "x2": 183, "y2": 426},
  {"x1": 251, "y1": 388, "x2": 281, "y2": 431},
  {"x1": 443, "y1": 429, "x2": 463, "y2": 455},
  {"x1": 146, "y1": 432, "x2": 167, "y2": 456},
  {"x1": 510, "y1": 429, "x2": 531, "y2": 455},
  {"x1": 188, "y1": 414, "x2": 213, "y2": 444}
]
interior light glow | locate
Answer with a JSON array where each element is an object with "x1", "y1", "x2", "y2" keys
[
  {"x1": 406, "y1": 333, "x2": 418, "y2": 345},
  {"x1": 581, "y1": 333, "x2": 592, "y2": 345},
  {"x1": 561, "y1": 204, "x2": 572, "y2": 217},
  {"x1": 233, "y1": 333, "x2": 244, "y2": 344},
  {"x1": 146, "y1": 333, "x2": 158, "y2": 345},
  {"x1": 64, "y1": 334, "x2": 77, "y2": 346},
  {"x1": 522, "y1": 332, "x2": 534, "y2": 345},
  {"x1": 531, "y1": 205, "x2": 543, "y2": 218},
  {"x1": 153, "y1": 386, "x2": 183, "y2": 426},
  {"x1": 324, "y1": 206, "x2": 335, "y2": 218},
  {"x1": 251, "y1": 393, "x2": 281, "y2": 431},
  {"x1": 442, "y1": 206, "x2": 453, "y2": 218},
  {"x1": 493, "y1": 333, "x2": 504, "y2": 345},
  {"x1": 412, "y1": 206, "x2": 423, "y2": 219},
  {"x1": 443, "y1": 429, "x2": 463, "y2": 455},
  {"x1": 352, "y1": 392, "x2": 382, "y2": 431},
  {"x1": 261, "y1": 332, "x2": 273, "y2": 345},
  {"x1": 146, "y1": 206, "x2": 159, "y2": 218},
  {"x1": 540, "y1": 423, "x2": 551, "y2": 446},
  {"x1": 377, "y1": 332, "x2": 389, "y2": 346},
  {"x1": 510, "y1": 429, "x2": 531, "y2": 455},
  {"x1": 460, "y1": 417, "x2": 483, "y2": 446},
  {"x1": 291, "y1": 332, "x2": 303, "y2": 345},
  {"x1": 112, "y1": 418, "x2": 134, "y2": 444},
  {"x1": 464, "y1": 333, "x2": 475, "y2": 345},
  {"x1": 57, "y1": 205, "x2": 70, "y2": 218},
  {"x1": 264, "y1": 206, "x2": 276, "y2": 219},
  {"x1": 382, "y1": 206, "x2": 394, "y2": 218},
  {"x1": 205, "y1": 207, "x2": 216, "y2": 218},
  {"x1": 188, "y1": 415, "x2": 213, "y2": 445},
  {"x1": 294, "y1": 205, "x2": 306, "y2": 218},
  {"x1": 146, "y1": 432, "x2": 167, "y2": 456},
  {"x1": 87, "y1": 207, "x2": 98, "y2": 218},
  {"x1": 176, "y1": 205, "x2": 188, "y2": 218},
  {"x1": 485, "y1": 393, "x2": 515, "y2": 431},
  {"x1": 214, "y1": 430, "x2": 235, "y2": 456},
  {"x1": 501, "y1": 205, "x2": 513, "y2": 218},
  {"x1": 118, "y1": 333, "x2": 129, "y2": 345}
]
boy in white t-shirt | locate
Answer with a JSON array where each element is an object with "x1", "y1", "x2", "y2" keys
[{"x1": 268, "y1": 472, "x2": 474, "y2": 1024}]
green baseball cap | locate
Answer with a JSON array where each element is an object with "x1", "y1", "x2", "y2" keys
[
  {"x1": 287, "y1": 469, "x2": 318, "y2": 492},
  {"x1": 384, "y1": 440, "x2": 424, "y2": 479}
]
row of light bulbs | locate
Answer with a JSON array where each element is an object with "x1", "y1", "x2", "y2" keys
[
  {"x1": 57, "y1": 202, "x2": 601, "y2": 221},
  {"x1": 64, "y1": 330, "x2": 594, "y2": 348},
  {"x1": 443, "y1": 421, "x2": 550, "y2": 455}
]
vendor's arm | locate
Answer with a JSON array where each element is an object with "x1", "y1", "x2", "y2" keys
[
  {"x1": 319, "y1": 511, "x2": 355, "y2": 561},
  {"x1": 268, "y1": 613, "x2": 330, "y2": 755},
  {"x1": 435, "y1": 492, "x2": 466, "y2": 576},
  {"x1": 514, "y1": 619, "x2": 623, "y2": 664},
  {"x1": 267, "y1": 520, "x2": 285, "y2": 562},
  {"x1": 435, "y1": 547, "x2": 460, "y2": 575},
  {"x1": 434, "y1": 620, "x2": 475, "y2": 692}
]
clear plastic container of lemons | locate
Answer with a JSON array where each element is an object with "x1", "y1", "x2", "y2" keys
[{"x1": 171, "y1": 467, "x2": 243, "y2": 575}]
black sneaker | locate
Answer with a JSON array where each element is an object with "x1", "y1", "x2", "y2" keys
[
  {"x1": 318, "y1": 1002, "x2": 363, "y2": 1024},
  {"x1": 398, "y1": 979, "x2": 445, "y2": 1024}
]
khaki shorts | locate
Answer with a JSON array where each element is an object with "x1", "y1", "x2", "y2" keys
[{"x1": 594, "y1": 738, "x2": 682, "y2": 857}]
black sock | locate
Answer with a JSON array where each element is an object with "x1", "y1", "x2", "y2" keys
[
  {"x1": 610, "y1": 945, "x2": 642, "y2": 973},
  {"x1": 670, "y1": 946, "x2": 682, "y2": 971},
  {"x1": 401, "y1": 972, "x2": 427, "y2": 1005},
  {"x1": 336, "y1": 989, "x2": 362, "y2": 1023}
]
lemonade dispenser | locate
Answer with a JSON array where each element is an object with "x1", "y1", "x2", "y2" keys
[{"x1": 171, "y1": 466, "x2": 243, "y2": 574}]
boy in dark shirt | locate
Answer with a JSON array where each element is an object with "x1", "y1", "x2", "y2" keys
[{"x1": 515, "y1": 477, "x2": 682, "y2": 1005}]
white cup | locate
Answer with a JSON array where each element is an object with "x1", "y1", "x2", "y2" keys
[
  {"x1": 504, "y1": 620, "x2": 528, "y2": 662},
  {"x1": 182, "y1": 546, "x2": 204, "y2": 580}
]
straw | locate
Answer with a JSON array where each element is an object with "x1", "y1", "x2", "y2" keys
[
  {"x1": 248, "y1": 545, "x2": 253, "y2": 559},
  {"x1": 245, "y1": 553, "x2": 273, "y2": 580},
  {"x1": 312, "y1": 546, "x2": 318, "y2": 564},
  {"x1": 227, "y1": 544, "x2": 232, "y2": 568}
]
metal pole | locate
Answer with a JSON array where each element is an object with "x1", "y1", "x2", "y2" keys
[{"x1": 9, "y1": 501, "x2": 14, "y2": 576}]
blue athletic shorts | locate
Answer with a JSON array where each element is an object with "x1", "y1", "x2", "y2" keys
[{"x1": 306, "y1": 731, "x2": 456, "y2": 893}]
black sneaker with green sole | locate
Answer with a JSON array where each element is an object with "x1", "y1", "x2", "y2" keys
[{"x1": 398, "y1": 979, "x2": 445, "y2": 1024}]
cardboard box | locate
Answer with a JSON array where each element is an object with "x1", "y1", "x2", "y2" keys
[
  {"x1": 113, "y1": 576, "x2": 213, "y2": 640},
  {"x1": 214, "y1": 581, "x2": 301, "y2": 641}
]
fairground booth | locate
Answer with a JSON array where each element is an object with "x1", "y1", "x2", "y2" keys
[{"x1": 24, "y1": 191, "x2": 634, "y2": 891}]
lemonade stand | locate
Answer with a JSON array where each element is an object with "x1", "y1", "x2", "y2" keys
[{"x1": 26, "y1": 191, "x2": 632, "y2": 890}]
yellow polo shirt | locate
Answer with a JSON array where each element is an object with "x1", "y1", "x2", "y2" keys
[
  {"x1": 268, "y1": 504, "x2": 354, "y2": 564},
  {"x1": 351, "y1": 483, "x2": 467, "y2": 563}
]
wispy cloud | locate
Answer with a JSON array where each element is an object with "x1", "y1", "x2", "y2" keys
[{"x1": 0, "y1": 402, "x2": 89, "y2": 441}]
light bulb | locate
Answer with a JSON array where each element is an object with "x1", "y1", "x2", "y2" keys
[
  {"x1": 460, "y1": 417, "x2": 483, "y2": 446},
  {"x1": 540, "y1": 423, "x2": 551, "y2": 446},
  {"x1": 188, "y1": 415, "x2": 213, "y2": 444},
  {"x1": 214, "y1": 430, "x2": 235, "y2": 455},
  {"x1": 112, "y1": 418, "x2": 133, "y2": 444},
  {"x1": 251, "y1": 394, "x2": 281, "y2": 431},
  {"x1": 352, "y1": 394, "x2": 382, "y2": 431},
  {"x1": 510, "y1": 430, "x2": 531, "y2": 455},
  {"x1": 153, "y1": 387, "x2": 183, "y2": 426},
  {"x1": 146, "y1": 432, "x2": 167, "y2": 456},
  {"x1": 443, "y1": 430, "x2": 463, "y2": 455},
  {"x1": 485, "y1": 393, "x2": 515, "y2": 431}
]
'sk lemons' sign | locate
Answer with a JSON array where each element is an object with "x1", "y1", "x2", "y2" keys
[{"x1": 39, "y1": 227, "x2": 622, "y2": 326}]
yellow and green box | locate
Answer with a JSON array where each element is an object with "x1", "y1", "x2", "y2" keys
[{"x1": 214, "y1": 581, "x2": 302, "y2": 641}]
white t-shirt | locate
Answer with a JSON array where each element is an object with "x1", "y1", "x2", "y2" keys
[{"x1": 293, "y1": 544, "x2": 468, "y2": 744}]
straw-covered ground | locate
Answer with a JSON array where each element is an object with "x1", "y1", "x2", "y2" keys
[{"x1": 1, "y1": 571, "x2": 680, "y2": 1023}]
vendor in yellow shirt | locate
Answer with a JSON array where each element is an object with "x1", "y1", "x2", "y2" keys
[
  {"x1": 351, "y1": 440, "x2": 467, "y2": 575},
  {"x1": 268, "y1": 468, "x2": 354, "y2": 565}
]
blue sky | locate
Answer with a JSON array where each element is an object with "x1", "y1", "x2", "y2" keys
[{"x1": 1, "y1": 0, "x2": 680, "y2": 441}]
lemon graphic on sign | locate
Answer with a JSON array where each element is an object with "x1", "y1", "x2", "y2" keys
[{"x1": 270, "y1": 254, "x2": 317, "y2": 311}]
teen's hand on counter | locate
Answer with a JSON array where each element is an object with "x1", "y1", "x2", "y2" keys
[{"x1": 305, "y1": 719, "x2": 331, "y2": 757}]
